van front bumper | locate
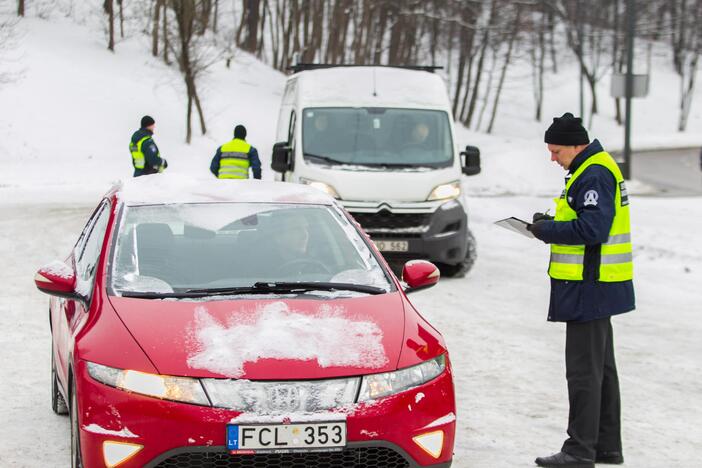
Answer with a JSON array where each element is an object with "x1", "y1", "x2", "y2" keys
[{"x1": 345, "y1": 199, "x2": 468, "y2": 266}]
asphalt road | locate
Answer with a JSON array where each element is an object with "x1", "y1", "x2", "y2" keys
[{"x1": 617, "y1": 147, "x2": 702, "y2": 195}]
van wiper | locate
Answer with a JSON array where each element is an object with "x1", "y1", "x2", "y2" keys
[{"x1": 303, "y1": 152, "x2": 342, "y2": 165}]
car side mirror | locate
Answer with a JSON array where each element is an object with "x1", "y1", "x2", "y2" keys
[
  {"x1": 402, "y1": 260, "x2": 440, "y2": 293},
  {"x1": 34, "y1": 260, "x2": 80, "y2": 300},
  {"x1": 271, "y1": 141, "x2": 292, "y2": 173},
  {"x1": 461, "y1": 145, "x2": 481, "y2": 176}
]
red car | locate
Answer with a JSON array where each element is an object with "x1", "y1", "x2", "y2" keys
[{"x1": 35, "y1": 175, "x2": 455, "y2": 468}]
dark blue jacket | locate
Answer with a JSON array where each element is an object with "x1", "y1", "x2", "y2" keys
[
  {"x1": 531, "y1": 140, "x2": 635, "y2": 322},
  {"x1": 131, "y1": 128, "x2": 165, "y2": 177},
  {"x1": 209, "y1": 141, "x2": 262, "y2": 179}
]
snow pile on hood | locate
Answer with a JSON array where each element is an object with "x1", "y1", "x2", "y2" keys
[{"x1": 186, "y1": 302, "x2": 388, "y2": 377}]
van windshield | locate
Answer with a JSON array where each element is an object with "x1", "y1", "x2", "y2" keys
[{"x1": 302, "y1": 108, "x2": 454, "y2": 168}]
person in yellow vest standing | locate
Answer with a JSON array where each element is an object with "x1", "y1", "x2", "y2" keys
[
  {"x1": 129, "y1": 115, "x2": 168, "y2": 177},
  {"x1": 528, "y1": 113, "x2": 634, "y2": 468},
  {"x1": 210, "y1": 125, "x2": 262, "y2": 180}
]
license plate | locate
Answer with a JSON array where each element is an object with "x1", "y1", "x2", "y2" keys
[
  {"x1": 227, "y1": 422, "x2": 346, "y2": 453},
  {"x1": 373, "y1": 240, "x2": 409, "y2": 252}
]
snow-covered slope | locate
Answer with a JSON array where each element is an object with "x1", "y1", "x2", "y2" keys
[{"x1": 0, "y1": 17, "x2": 285, "y2": 203}]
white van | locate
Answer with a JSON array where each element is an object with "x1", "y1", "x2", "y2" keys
[{"x1": 271, "y1": 64, "x2": 481, "y2": 277}]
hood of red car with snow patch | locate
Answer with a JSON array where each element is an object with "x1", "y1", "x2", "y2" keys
[{"x1": 107, "y1": 293, "x2": 405, "y2": 380}]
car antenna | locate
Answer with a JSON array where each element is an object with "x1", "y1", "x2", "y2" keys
[{"x1": 372, "y1": 67, "x2": 377, "y2": 97}]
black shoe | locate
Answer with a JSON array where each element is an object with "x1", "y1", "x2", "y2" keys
[
  {"x1": 596, "y1": 451, "x2": 624, "y2": 464},
  {"x1": 535, "y1": 452, "x2": 595, "y2": 468}
]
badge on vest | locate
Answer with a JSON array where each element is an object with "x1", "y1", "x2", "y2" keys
[
  {"x1": 583, "y1": 190, "x2": 599, "y2": 206},
  {"x1": 619, "y1": 181, "x2": 629, "y2": 206}
]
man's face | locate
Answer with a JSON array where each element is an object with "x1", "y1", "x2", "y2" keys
[
  {"x1": 314, "y1": 115, "x2": 328, "y2": 132},
  {"x1": 411, "y1": 123, "x2": 429, "y2": 143},
  {"x1": 147, "y1": 124, "x2": 155, "y2": 133},
  {"x1": 547, "y1": 144, "x2": 580, "y2": 170}
]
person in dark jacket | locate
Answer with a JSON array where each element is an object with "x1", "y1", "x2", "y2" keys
[
  {"x1": 529, "y1": 113, "x2": 635, "y2": 468},
  {"x1": 210, "y1": 125, "x2": 262, "y2": 179},
  {"x1": 129, "y1": 115, "x2": 167, "y2": 177}
]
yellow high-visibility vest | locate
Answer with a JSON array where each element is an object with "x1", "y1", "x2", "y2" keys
[
  {"x1": 218, "y1": 138, "x2": 251, "y2": 179},
  {"x1": 549, "y1": 151, "x2": 633, "y2": 282},
  {"x1": 129, "y1": 136, "x2": 151, "y2": 169}
]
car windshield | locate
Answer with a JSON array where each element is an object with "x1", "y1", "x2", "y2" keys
[
  {"x1": 302, "y1": 107, "x2": 454, "y2": 168},
  {"x1": 109, "y1": 203, "x2": 392, "y2": 296}
]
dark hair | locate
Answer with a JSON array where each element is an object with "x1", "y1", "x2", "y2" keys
[{"x1": 234, "y1": 125, "x2": 247, "y2": 139}]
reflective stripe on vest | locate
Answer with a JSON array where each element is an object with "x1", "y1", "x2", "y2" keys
[
  {"x1": 129, "y1": 136, "x2": 151, "y2": 169},
  {"x1": 218, "y1": 138, "x2": 251, "y2": 179},
  {"x1": 548, "y1": 151, "x2": 633, "y2": 282}
]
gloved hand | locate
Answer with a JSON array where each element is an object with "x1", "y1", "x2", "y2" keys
[
  {"x1": 158, "y1": 160, "x2": 168, "y2": 173},
  {"x1": 532, "y1": 212, "x2": 553, "y2": 223},
  {"x1": 526, "y1": 212, "x2": 553, "y2": 235}
]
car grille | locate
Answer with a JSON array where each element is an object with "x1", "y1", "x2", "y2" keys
[
  {"x1": 350, "y1": 210, "x2": 431, "y2": 237},
  {"x1": 153, "y1": 447, "x2": 410, "y2": 468}
]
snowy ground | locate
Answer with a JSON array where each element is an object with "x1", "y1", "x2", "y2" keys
[{"x1": 1, "y1": 15, "x2": 701, "y2": 468}]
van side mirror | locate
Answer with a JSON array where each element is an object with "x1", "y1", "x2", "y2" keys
[
  {"x1": 271, "y1": 141, "x2": 292, "y2": 173},
  {"x1": 461, "y1": 145, "x2": 481, "y2": 176},
  {"x1": 34, "y1": 260, "x2": 81, "y2": 300},
  {"x1": 402, "y1": 260, "x2": 440, "y2": 294}
]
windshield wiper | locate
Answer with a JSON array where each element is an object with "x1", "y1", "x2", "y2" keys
[
  {"x1": 303, "y1": 152, "x2": 343, "y2": 165},
  {"x1": 119, "y1": 282, "x2": 387, "y2": 299},
  {"x1": 252, "y1": 282, "x2": 387, "y2": 295},
  {"x1": 184, "y1": 282, "x2": 386, "y2": 296}
]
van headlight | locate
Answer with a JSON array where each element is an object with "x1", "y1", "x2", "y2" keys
[
  {"x1": 357, "y1": 355, "x2": 446, "y2": 401},
  {"x1": 299, "y1": 178, "x2": 340, "y2": 199},
  {"x1": 87, "y1": 362, "x2": 210, "y2": 406},
  {"x1": 427, "y1": 181, "x2": 461, "y2": 201}
]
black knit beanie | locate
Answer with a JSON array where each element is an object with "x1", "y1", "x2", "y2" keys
[
  {"x1": 544, "y1": 113, "x2": 589, "y2": 146},
  {"x1": 234, "y1": 125, "x2": 247, "y2": 139},
  {"x1": 140, "y1": 115, "x2": 155, "y2": 128}
]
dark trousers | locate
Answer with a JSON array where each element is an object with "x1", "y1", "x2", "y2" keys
[{"x1": 561, "y1": 317, "x2": 622, "y2": 460}]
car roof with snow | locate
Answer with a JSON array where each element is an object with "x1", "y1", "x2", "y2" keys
[
  {"x1": 290, "y1": 66, "x2": 452, "y2": 109},
  {"x1": 112, "y1": 174, "x2": 335, "y2": 206}
]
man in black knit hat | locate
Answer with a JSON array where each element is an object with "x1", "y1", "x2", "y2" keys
[
  {"x1": 529, "y1": 113, "x2": 635, "y2": 468},
  {"x1": 129, "y1": 115, "x2": 168, "y2": 177}
]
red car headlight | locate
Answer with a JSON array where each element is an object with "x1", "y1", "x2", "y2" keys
[{"x1": 357, "y1": 355, "x2": 446, "y2": 401}]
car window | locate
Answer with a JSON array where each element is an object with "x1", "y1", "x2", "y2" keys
[
  {"x1": 110, "y1": 203, "x2": 392, "y2": 295},
  {"x1": 75, "y1": 200, "x2": 111, "y2": 299}
]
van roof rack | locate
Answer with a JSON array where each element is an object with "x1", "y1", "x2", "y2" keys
[{"x1": 288, "y1": 63, "x2": 443, "y2": 74}]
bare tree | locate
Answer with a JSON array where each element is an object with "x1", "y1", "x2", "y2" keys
[
  {"x1": 17, "y1": 0, "x2": 24, "y2": 17},
  {"x1": 487, "y1": 3, "x2": 522, "y2": 133},
  {"x1": 103, "y1": 0, "x2": 115, "y2": 51},
  {"x1": 152, "y1": 0, "x2": 163, "y2": 57},
  {"x1": 168, "y1": 0, "x2": 219, "y2": 143},
  {"x1": 670, "y1": 0, "x2": 702, "y2": 131}
]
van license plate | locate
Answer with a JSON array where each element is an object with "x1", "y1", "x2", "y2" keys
[
  {"x1": 373, "y1": 240, "x2": 409, "y2": 252},
  {"x1": 227, "y1": 422, "x2": 346, "y2": 453}
]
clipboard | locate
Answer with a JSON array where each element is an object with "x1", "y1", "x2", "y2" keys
[{"x1": 494, "y1": 217, "x2": 535, "y2": 239}]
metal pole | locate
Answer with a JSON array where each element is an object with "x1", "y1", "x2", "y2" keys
[
  {"x1": 623, "y1": 0, "x2": 635, "y2": 180},
  {"x1": 578, "y1": 0, "x2": 584, "y2": 118}
]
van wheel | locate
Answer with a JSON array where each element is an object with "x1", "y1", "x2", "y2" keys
[
  {"x1": 51, "y1": 350, "x2": 68, "y2": 415},
  {"x1": 70, "y1": 377, "x2": 84, "y2": 468},
  {"x1": 438, "y1": 230, "x2": 477, "y2": 278}
]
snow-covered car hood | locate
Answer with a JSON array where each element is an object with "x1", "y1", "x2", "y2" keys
[{"x1": 107, "y1": 294, "x2": 405, "y2": 380}]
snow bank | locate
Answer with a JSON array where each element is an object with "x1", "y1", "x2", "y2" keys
[{"x1": 186, "y1": 302, "x2": 388, "y2": 377}]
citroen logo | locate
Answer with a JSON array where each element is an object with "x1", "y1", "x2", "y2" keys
[{"x1": 267, "y1": 385, "x2": 301, "y2": 412}]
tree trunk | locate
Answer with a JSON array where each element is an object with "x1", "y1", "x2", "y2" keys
[
  {"x1": 163, "y1": 4, "x2": 170, "y2": 64},
  {"x1": 118, "y1": 0, "x2": 124, "y2": 39},
  {"x1": 17, "y1": 0, "x2": 24, "y2": 16},
  {"x1": 152, "y1": 0, "x2": 162, "y2": 57},
  {"x1": 186, "y1": 92, "x2": 193, "y2": 144},
  {"x1": 104, "y1": 0, "x2": 115, "y2": 52},
  {"x1": 487, "y1": 6, "x2": 521, "y2": 134}
]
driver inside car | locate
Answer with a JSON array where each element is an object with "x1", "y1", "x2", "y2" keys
[{"x1": 265, "y1": 213, "x2": 329, "y2": 278}]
